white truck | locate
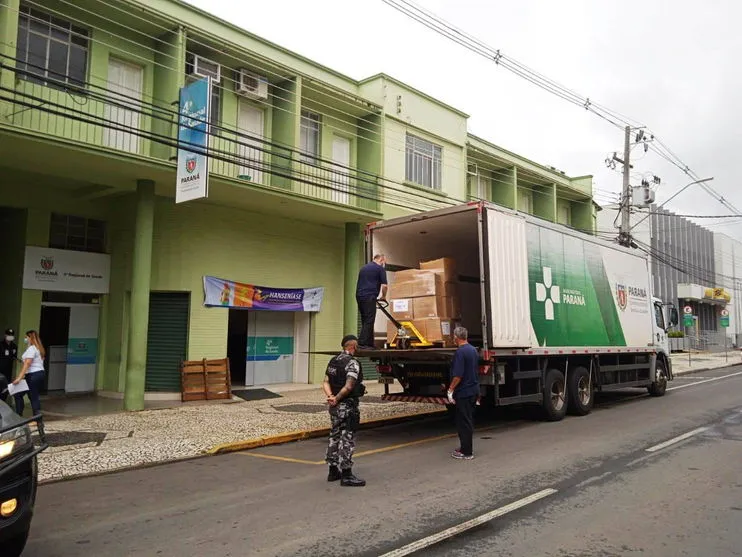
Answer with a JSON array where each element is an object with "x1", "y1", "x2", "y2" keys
[{"x1": 364, "y1": 201, "x2": 679, "y2": 421}]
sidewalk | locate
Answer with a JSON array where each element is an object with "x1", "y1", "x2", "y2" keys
[
  {"x1": 36, "y1": 383, "x2": 440, "y2": 483},
  {"x1": 34, "y1": 351, "x2": 739, "y2": 483},
  {"x1": 671, "y1": 350, "x2": 740, "y2": 375}
]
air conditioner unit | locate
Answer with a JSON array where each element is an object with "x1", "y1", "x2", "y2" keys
[
  {"x1": 467, "y1": 163, "x2": 478, "y2": 176},
  {"x1": 236, "y1": 69, "x2": 268, "y2": 100},
  {"x1": 186, "y1": 53, "x2": 221, "y2": 83}
]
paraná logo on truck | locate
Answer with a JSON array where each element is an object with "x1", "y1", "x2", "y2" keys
[{"x1": 616, "y1": 284, "x2": 627, "y2": 311}]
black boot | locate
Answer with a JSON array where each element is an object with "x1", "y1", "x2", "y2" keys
[
  {"x1": 327, "y1": 465, "x2": 341, "y2": 482},
  {"x1": 340, "y1": 468, "x2": 366, "y2": 487}
]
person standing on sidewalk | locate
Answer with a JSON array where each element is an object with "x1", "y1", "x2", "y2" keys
[
  {"x1": 0, "y1": 328, "x2": 18, "y2": 404},
  {"x1": 13, "y1": 330, "x2": 46, "y2": 418},
  {"x1": 323, "y1": 334, "x2": 366, "y2": 487},
  {"x1": 448, "y1": 326, "x2": 480, "y2": 460},
  {"x1": 355, "y1": 254, "x2": 388, "y2": 349}
]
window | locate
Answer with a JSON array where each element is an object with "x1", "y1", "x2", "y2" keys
[
  {"x1": 557, "y1": 200, "x2": 572, "y2": 225},
  {"x1": 16, "y1": 5, "x2": 89, "y2": 87},
  {"x1": 49, "y1": 213, "x2": 106, "y2": 253},
  {"x1": 300, "y1": 110, "x2": 321, "y2": 162},
  {"x1": 654, "y1": 302, "x2": 666, "y2": 330},
  {"x1": 517, "y1": 189, "x2": 533, "y2": 214},
  {"x1": 405, "y1": 134, "x2": 442, "y2": 190}
]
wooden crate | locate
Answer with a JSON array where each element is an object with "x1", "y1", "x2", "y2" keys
[{"x1": 181, "y1": 358, "x2": 232, "y2": 402}]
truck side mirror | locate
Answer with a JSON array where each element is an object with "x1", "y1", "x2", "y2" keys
[{"x1": 669, "y1": 307, "x2": 679, "y2": 327}]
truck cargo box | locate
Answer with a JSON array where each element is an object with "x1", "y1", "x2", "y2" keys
[{"x1": 370, "y1": 203, "x2": 653, "y2": 350}]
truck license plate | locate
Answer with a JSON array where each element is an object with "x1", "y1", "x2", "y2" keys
[{"x1": 378, "y1": 377, "x2": 395, "y2": 384}]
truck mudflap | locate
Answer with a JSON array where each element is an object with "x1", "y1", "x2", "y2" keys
[{"x1": 381, "y1": 394, "x2": 449, "y2": 405}]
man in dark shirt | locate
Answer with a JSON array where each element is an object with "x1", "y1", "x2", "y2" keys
[
  {"x1": 0, "y1": 328, "x2": 18, "y2": 404},
  {"x1": 355, "y1": 254, "x2": 388, "y2": 349},
  {"x1": 447, "y1": 326, "x2": 480, "y2": 460}
]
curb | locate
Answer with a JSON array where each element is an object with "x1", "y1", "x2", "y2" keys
[{"x1": 205, "y1": 409, "x2": 447, "y2": 456}]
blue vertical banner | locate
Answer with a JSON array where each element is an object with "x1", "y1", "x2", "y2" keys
[{"x1": 176, "y1": 77, "x2": 211, "y2": 203}]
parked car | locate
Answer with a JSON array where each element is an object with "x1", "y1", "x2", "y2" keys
[{"x1": 0, "y1": 397, "x2": 47, "y2": 557}]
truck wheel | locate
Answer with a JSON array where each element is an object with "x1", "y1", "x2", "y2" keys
[
  {"x1": 567, "y1": 366, "x2": 594, "y2": 416},
  {"x1": 649, "y1": 360, "x2": 668, "y2": 397},
  {"x1": 542, "y1": 368, "x2": 567, "y2": 421}
]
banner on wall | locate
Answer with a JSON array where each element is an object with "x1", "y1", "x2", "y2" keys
[
  {"x1": 22, "y1": 246, "x2": 110, "y2": 293},
  {"x1": 176, "y1": 77, "x2": 211, "y2": 204},
  {"x1": 203, "y1": 276, "x2": 324, "y2": 312}
]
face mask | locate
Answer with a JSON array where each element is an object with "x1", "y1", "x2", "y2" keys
[
  {"x1": 4, "y1": 336, "x2": 13, "y2": 343},
  {"x1": 24, "y1": 338, "x2": 29, "y2": 345}
]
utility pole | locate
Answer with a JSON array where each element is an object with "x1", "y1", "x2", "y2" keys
[{"x1": 619, "y1": 125, "x2": 632, "y2": 246}]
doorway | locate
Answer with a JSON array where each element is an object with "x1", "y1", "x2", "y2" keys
[
  {"x1": 331, "y1": 135, "x2": 351, "y2": 204},
  {"x1": 227, "y1": 310, "x2": 310, "y2": 387},
  {"x1": 227, "y1": 309, "x2": 249, "y2": 386},
  {"x1": 104, "y1": 58, "x2": 144, "y2": 153},
  {"x1": 237, "y1": 100, "x2": 265, "y2": 184},
  {"x1": 40, "y1": 305, "x2": 71, "y2": 393}
]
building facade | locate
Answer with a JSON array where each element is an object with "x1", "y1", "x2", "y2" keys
[
  {"x1": 599, "y1": 204, "x2": 739, "y2": 348},
  {"x1": 0, "y1": 0, "x2": 596, "y2": 407}
]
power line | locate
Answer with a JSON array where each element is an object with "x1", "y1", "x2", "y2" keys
[{"x1": 380, "y1": 0, "x2": 735, "y2": 219}]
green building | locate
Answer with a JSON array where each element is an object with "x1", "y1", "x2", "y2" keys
[{"x1": 0, "y1": 0, "x2": 596, "y2": 409}]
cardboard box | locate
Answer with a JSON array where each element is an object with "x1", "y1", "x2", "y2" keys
[
  {"x1": 446, "y1": 296, "x2": 462, "y2": 319},
  {"x1": 388, "y1": 270, "x2": 441, "y2": 299},
  {"x1": 420, "y1": 258, "x2": 457, "y2": 283},
  {"x1": 389, "y1": 298, "x2": 413, "y2": 321},
  {"x1": 413, "y1": 295, "x2": 447, "y2": 319},
  {"x1": 442, "y1": 281, "x2": 459, "y2": 298},
  {"x1": 421, "y1": 318, "x2": 455, "y2": 345}
]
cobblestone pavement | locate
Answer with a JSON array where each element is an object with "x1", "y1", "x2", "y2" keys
[
  {"x1": 33, "y1": 351, "x2": 738, "y2": 482},
  {"x1": 36, "y1": 383, "x2": 439, "y2": 482}
]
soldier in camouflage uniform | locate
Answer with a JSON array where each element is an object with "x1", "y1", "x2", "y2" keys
[{"x1": 323, "y1": 334, "x2": 366, "y2": 487}]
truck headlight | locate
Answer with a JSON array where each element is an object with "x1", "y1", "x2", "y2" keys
[{"x1": 0, "y1": 426, "x2": 31, "y2": 459}]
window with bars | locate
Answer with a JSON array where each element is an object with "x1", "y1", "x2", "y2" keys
[
  {"x1": 49, "y1": 213, "x2": 107, "y2": 253},
  {"x1": 405, "y1": 134, "x2": 442, "y2": 190},
  {"x1": 16, "y1": 5, "x2": 89, "y2": 87},
  {"x1": 300, "y1": 110, "x2": 321, "y2": 163}
]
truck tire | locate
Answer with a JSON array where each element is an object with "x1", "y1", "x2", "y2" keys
[
  {"x1": 648, "y1": 359, "x2": 668, "y2": 397},
  {"x1": 567, "y1": 366, "x2": 594, "y2": 416},
  {"x1": 542, "y1": 368, "x2": 567, "y2": 421}
]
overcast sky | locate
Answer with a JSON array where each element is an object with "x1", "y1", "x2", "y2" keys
[{"x1": 186, "y1": 0, "x2": 742, "y2": 239}]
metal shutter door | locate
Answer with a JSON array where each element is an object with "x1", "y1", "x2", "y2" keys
[{"x1": 145, "y1": 292, "x2": 190, "y2": 392}]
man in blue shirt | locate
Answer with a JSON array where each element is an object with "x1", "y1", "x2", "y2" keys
[
  {"x1": 447, "y1": 326, "x2": 480, "y2": 460},
  {"x1": 355, "y1": 254, "x2": 388, "y2": 349}
]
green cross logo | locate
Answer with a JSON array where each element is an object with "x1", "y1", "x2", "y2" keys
[{"x1": 535, "y1": 266, "x2": 560, "y2": 321}]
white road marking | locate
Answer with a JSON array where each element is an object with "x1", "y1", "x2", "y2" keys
[
  {"x1": 668, "y1": 370, "x2": 742, "y2": 391},
  {"x1": 378, "y1": 488, "x2": 558, "y2": 557},
  {"x1": 645, "y1": 427, "x2": 709, "y2": 453}
]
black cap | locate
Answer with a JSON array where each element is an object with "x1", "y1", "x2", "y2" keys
[
  {"x1": 4, "y1": 329, "x2": 14, "y2": 336},
  {"x1": 341, "y1": 334, "x2": 358, "y2": 347}
]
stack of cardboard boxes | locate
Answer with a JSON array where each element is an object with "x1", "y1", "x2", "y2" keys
[{"x1": 386, "y1": 258, "x2": 461, "y2": 347}]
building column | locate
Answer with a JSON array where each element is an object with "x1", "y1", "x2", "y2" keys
[
  {"x1": 124, "y1": 180, "x2": 155, "y2": 411},
  {"x1": 343, "y1": 222, "x2": 362, "y2": 336}
]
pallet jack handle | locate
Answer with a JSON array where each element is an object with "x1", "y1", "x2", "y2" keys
[{"x1": 377, "y1": 300, "x2": 404, "y2": 330}]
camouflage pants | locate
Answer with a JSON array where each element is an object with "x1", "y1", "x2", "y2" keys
[{"x1": 326, "y1": 398, "x2": 360, "y2": 470}]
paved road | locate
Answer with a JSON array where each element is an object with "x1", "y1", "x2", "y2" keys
[{"x1": 23, "y1": 366, "x2": 742, "y2": 557}]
